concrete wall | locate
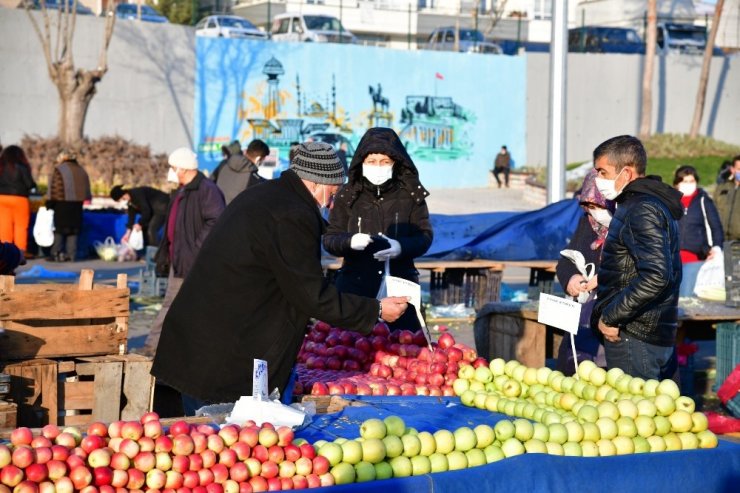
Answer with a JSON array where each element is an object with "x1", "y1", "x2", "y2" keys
[{"x1": 0, "y1": 9, "x2": 195, "y2": 154}]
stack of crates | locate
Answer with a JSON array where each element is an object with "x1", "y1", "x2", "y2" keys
[
  {"x1": 715, "y1": 322, "x2": 740, "y2": 417},
  {"x1": 725, "y1": 240, "x2": 740, "y2": 308},
  {"x1": 137, "y1": 246, "x2": 168, "y2": 297}
]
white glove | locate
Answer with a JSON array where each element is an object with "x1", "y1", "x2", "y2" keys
[
  {"x1": 350, "y1": 233, "x2": 373, "y2": 251},
  {"x1": 373, "y1": 235, "x2": 402, "y2": 260}
]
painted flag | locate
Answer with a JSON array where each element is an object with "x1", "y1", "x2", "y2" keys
[{"x1": 435, "y1": 72, "x2": 444, "y2": 80}]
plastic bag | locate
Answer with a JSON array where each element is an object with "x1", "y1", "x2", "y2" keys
[
  {"x1": 117, "y1": 242, "x2": 137, "y2": 262},
  {"x1": 694, "y1": 251, "x2": 725, "y2": 301},
  {"x1": 94, "y1": 237, "x2": 119, "y2": 262},
  {"x1": 33, "y1": 206, "x2": 55, "y2": 247},
  {"x1": 560, "y1": 249, "x2": 596, "y2": 303},
  {"x1": 128, "y1": 228, "x2": 144, "y2": 251},
  {"x1": 376, "y1": 258, "x2": 390, "y2": 299}
]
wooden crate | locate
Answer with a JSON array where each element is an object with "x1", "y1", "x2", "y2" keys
[
  {"x1": 1, "y1": 355, "x2": 155, "y2": 427},
  {"x1": 0, "y1": 400, "x2": 17, "y2": 429},
  {"x1": 0, "y1": 270, "x2": 129, "y2": 360}
]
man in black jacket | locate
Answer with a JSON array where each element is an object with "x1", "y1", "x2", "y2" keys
[
  {"x1": 110, "y1": 185, "x2": 169, "y2": 247},
  {"x1": 591, "y1": 135, "x2": 683, "y2": 381}
]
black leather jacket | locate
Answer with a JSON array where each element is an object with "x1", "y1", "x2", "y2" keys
[{"x1": 592, "y1": 177, "x2": 684, "y2": 347}]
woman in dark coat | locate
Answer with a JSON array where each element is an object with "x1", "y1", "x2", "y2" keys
[
  {"x1": 323, "y1": 127, "x2": 433, "y2": 331},
  {"x1": 47, "y1": 150, "x2": 91, "y2": 262},
  {"x1": 0, "y1": 145, "x2": 36, "y2": 254}
]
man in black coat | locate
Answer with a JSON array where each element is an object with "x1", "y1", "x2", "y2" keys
[
  {"x1": 151, "y1": 142, "x2": 409, "y2": 414},
  {"x1": 591, "y1": 135, "x2": 683, "y2": 381},
  {"x1": 110, "y1": 185, "x2": 169, "y2": 247}
]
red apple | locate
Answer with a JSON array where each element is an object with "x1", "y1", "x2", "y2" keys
[
  {"x1": 259, "y1": 461, "x2": 278, "y2": 479},
  {"x1": 238, "y1": 428, "x2": 259, "y2": 448},
  {"x1": 298, "y1": 444, "x2": 315, "y2": 460},
  {"x1": 165, "y1": 471, "x2": 184, "y2": 490},
  {"x1": 217, "y1": 427, "x2": 239, "y2": 448},
  {"x1": 247, "y1": 477, "x2": 267, "y2": 493},
  {"x1": 229, "y1": 443, "x2": 250, "y2": 462},
  {"x1": 31, "y1": 436, "x2": 53, "y2": 449},
  {"x1": 210, "y1": 464, "x2": 229, "y2": 484},
  {"x1": 12, "y1": 446, "x2": 34, "y2": 469},
  {"x1": 126, "y1": 469, "x2": 145, "y2": 490},
  {"x1": 25, "y1": 463, "x2": 49, "y2": 483},
  {"x1": 41, "y1": 425, "x2": 61, "y2": 442},
  {"x1": 10, "y1": 428, "x2": 33, "y2": 447},
  {"x1": 110, "y1": 469, "x2": 128, "y2": 489},
  {"x1": 172, "y1": 436, "x2": 195, "y2": 457},
  {"x1": 155, "y1": 436, "x2": 174, "y2": 454},
  {"x1": 437, "y1": 333, "x2": 456, "y2": 349},
  {"x1": 120, "y1": 422, "x2": 143, "y2": 441},
  {"x1": 182, "y1": 471, "x2": 199, "y2": 489},
  {"x1": 132, "y1": 452, "x2": 155, "y2": 473},
  {"x1": 146, "y1": 469, "x2": 166, "y2": 490},
  {"x1": 171, "y1": 455, "x2": 189, "y2": 474},
  {"x1": 187, "y1": 454, "x2": 203, "y2": 471},
  {"x1": 144, "y1": 421, "x2": 164, "y2": 439},
  {"x1": 33, "y1": 447, "x2": 52, "y2": 465},
  {"x1": 54, "y1": 477, "x2": 74, "y2": 493},
  {"x1": 93, "y1": 467, "x2": 113, "y2": 486},
  {"x1": 228, "y1": 463, "x2": 248, "y2": 483},
  {"x1": 69, "y1": 465, "x2": 93, "y2": 490},
  {"x1": 311, "y1": 456, "x2": 329, "y2": 476},
  {"x1": 197, "y1": 469, "x2": 214, "y2": 487},
  {"x1": 217, "y1": 449, "x2": 236, "y2": 468},
  {"x1": 168, "y1": 422, "x2": 191, "y2": 437},
  {"x1": 139, "y1": 412, "x2": 160, "y2": 425}
]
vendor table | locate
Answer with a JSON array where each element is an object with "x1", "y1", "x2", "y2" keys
[{"x1": 295, "y1": 395, "x2": 740, "y2": 493}]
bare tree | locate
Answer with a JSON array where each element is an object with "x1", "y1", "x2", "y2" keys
[
  {"x1": 639, "y1": 0, "x2": 657, "y2": 140},
  {"x1": 689, "y1": 0, "x2": 725, "y2": 138},
  {"x1": 25, "y1": 1, "x2": 116, "y2": 147}
]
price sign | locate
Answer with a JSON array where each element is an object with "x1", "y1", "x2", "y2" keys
[
  {"x1": 537, "y1": 293, "x2": 581, "y2": 335},
  {"x1": 252, "y1": 359, "x2": 268, "y2": 401}
]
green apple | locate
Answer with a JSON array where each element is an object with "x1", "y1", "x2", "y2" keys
[
  {"x1": 401, "y1": 434, "x2": 421, "y2": 457},
  {"x1": 582, "y1": 422, "x2": 601, "y2": 442},
  {"x1": 382, "y1": 435, "x2": 403, "y2": 459},
  {"x1": 636, "y1": 399, "x2": 657, "y2": 418},
  {"x1": 547, "y1": 369, "x2": 564, "y2": 386},
  {"x1": 410, "y1": 455, "x2": 432, "y2": 475},
  {"x1": 696, "y1": 430, "x2": 718, "y2": 449},
  {"x1": 595, "y1": 384, "x2": 612, "y2": 402},
  {"x1": 512, "y1": 419, "x2": 534, "y2": 442},
  {"x1": 500, "y1": 437, "x2": 525, "y2": 458},
  {"x1": 483, "y1": 444, "x2": 505, "y2": 463},
  {"x1": 533, "y1": 408, "x2": 546, "y2": 423},
  {"x1": 502, "y1": 379, "x2": 522, "y2": 398},
  {"x1": 616, "y1": 399, "x2": 638, "y2": 419},
  {"x1": 446, "y1": 450, "x2": 468, "y2": 470},
  {"x1": 513, "y1": 401, "x2": 527, "y2": 417},
  {"x1": 416, "y1": 431, "x2": 436, "y2": 456},
  {"x1": 577, "y1": 404, "x2": 599, "y2": 423},
  {"x1": 319, "y1": 442, "x2": 344, "y2": 466},
  {"x1": 473, "y1": 425, "x2": 495, "y2": 449},
  {"x1": 453, "y1": 378, "x2": 471, "y2": 396},
  {"x1": 360, "y1": 418, "x2": 387, "y2": 440},
  {"x1": 458, "y1": 365, "x2": 476, "y2": 380},
  {"x1": 597, "y1": 401, "x2": 620, "y2": 421},
  {"x1": 543, "y1": 441, "x2": 563, "y2": 455},
  {"x1": 663, "y1": 432, "x2": 682, "y2": 451},
  {"x1": 330, "y1": 462, "x2": 356, "y2": 485},
  {"x1": 406, "y1": 427, "x2": 419, "y2": 436},
  {"x1": 564, "y1": 421, "x2": 584, "y2": 443},
  {"x1": 653, "y1": 416, "x2": 671, "y2": 437},
  {"x1": 605, "y1": 389, "x2": 621, "y2": 403},
  {"x1": 384, "y1": 416, "x2": 407, "y2": 437},
  {"x1": 503, "y1": 400, "x2": 518, "y2": 417},
  {"x1": 668, "y1": 410, "x2": 693, "y2": 433},
  {"x1": 578, "y1": 360, "x2": 597, "y2": 381},
  {"x1": 511, "y1": 365, "x2": 527, "y2": 382},
  {"x1": 474, "y1": 366, "x2": 493, "y2": 384},
  {"x1": 485, "y1": 382, "x2": 497, "y2": 393},
  {"x1": 390, "y1": 456, "x2": 413, "y2": 477},
  {"x1": 691, "y1": 412, "x2": 709, "y2": 433},
  {"x1": 581, "y1": 440, "x2": 599, "y2": 457},
  {"x1": 634, "y1": 415, "x2": 656, "y2": 438},
  {"x1": 647, "y1": 435, "x2": 666, "y2": 452},
  {"x1": 675, "y1": 396, "x2": 696, "y2": 414},
  {"x1": 657, "y1": 379, "x2": 681, "y2": 400},
  {"x1": 562, "y1": 442, "x2": 582, "y2": 456},
  {"x1": 628, "y1": 377, "x2": 646, "y2": 396},
  {"x1": 612, "y1": 436, "x2": 634, "y2": 455},
  {"x1": 521, "y1": 438, "x2": 545, "y2": 454},
  {"x1": 428, "y1": 452, "x2": 449, "y2": 472},
  {"x1": 504, "y1": 360, "x2": 521, "y2": 377},
  {"x1": 560, "y1": 414, "x2": 577, "y2": 425},
  {"x1": 559, "y1": 393, "x2": 579, "y2": 411},
  {"x1": 545, "y1": 391, "x2": 559, "y2": 407},
  {"x1": 520, "y1": 367, "x2": 536, "y2": 386},
  {"x1": 547, "y1": 423, "x2": 567, "y2": 445},
  {"x1": 528, "y1": 383, "x2": 545, "y2": 396},
  {"x1": 453, "y1": 427, "x2": 477, "y2": 452},
  {"x1": 550, "y1": 374, "x2": 565, "y2": 392},
  {"x1": 496, "y1": 398, "x2": 510, "y2": 414},
  {"x1": 354, "y1": 461, "x2": 376, "y2": 482},
  {"x1": 532, "y1": 423, "x2": 550, "y2": 442},
  {"x1": 654, "y1": 394, "x2": 677, "y2": 417},
  {"x1": 433, "y1": 430, "x2": 455, "y2": 455},
  {"x1": 473, "y1": 392, "x2": 489, "y2": 410},
  {"x1": 374, "y1": 460, "x2": 393, "y2": 480},
  {"x1": 678, "y1": 432, "x2": 699, "y2": 450},
  {"x1": 561, "y1": 376, "x2": 576, "y2": 393},
  {"x1": 489, "y1": 358, "x2": 506, "y2": 376},
  {"x1": 543, "y1": 411, "x2": 562, "y2": 426},
  {"x1": 536, "y1": 367, "x2": 552, "y2": 385},
  {"x1": 314, "y1": 439, "x2": 328, "y2": 450},
  {"x1": 522, "y1": 403, "x2": 538, "y2": 420},
  {"x1": 494, "y1": 375, "x2": 510, "y2": 391},
  {"x1": 469, "y1": 381, "x2": 485, "y2": 392},
  {"x1": 596, "y1": 438, "x2": 617, "y2": 456},
  {"x1": 643, "y1": 379, "x2": 660, "y2": 397},
  {"x1": 341, "y1": 440, "x2": 363, "y2": 465},
  {"x1": 465, "y1": 448, "x2": 486, "y2": 467},
  {"x1": 485, "y1": 395, "x2": 500, "y2": 412},
  {"x1": 596, "y1": 417, "x2": 618, "y2": 440},
  {"x1": 616, "y1": 416, "x2": 637, "y2": 438},
  {"x1": 615, "y1": 374, "x2": 633, "y2": 394},
  {"x1": 571, "y1": 400, "x2": 585, "y2": 416},
  {"x1": 605, "y1": 368, "x2": 624, "y2": 388},
  {"x1": 582, "y1": 384, "x2": 598, "y2": 401},
  {"x1": 361, "y1": 438, "x2": 386, "y2": 464},
  {"x1": 589, "y1": 367, "x2": 607, "y2": 387}
]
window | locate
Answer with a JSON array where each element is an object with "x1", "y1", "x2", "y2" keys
[
  {"x1": 275, "y1": 18, "x2": 290, "y2": 34},
  {"x1": 304, "y1": 15, "x2": 342, "y2": 32},
  {"x1": 292, "y1": 18, "x2": 304, "y2": 34},
  {"x1": 219, "y1": 17, "x2": 257, "y2": 29},
  {"x1": 444, "y1": 30, "x2": 455, "y2": 42},
  {"x1": 533, "y1": 0, "x2": 552, "y2": 21},
  {"x1": 207, "y1": 19, "x2": 217, "y2": 29},
  {"x1": 195, "y1": 18, "x2": 207, "y2": 29}
]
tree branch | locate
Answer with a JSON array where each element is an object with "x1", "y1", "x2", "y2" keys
[
  {"x1": 66, "y1": 0, "x2": 79, "y2": 63},
  {"x1": 25, "y1": 2, "x2": 56, "y2": 80},
  {"x1": 97, "y1": 1, "x2": 117, "y2": 75}
]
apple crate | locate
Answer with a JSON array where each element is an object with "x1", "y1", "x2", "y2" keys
[
  {"x1": 1, "y1": 354, "x2": 155, "y2": 428},
  {"x1": 0, "y1": 270, "x2": 129, "y2": 360},
  {"x1": 714, "y1": 322, "x2": 740, "y2": 389},
  {"x1": 0, "y1": 400, "x2": 17, "y2": 430}
]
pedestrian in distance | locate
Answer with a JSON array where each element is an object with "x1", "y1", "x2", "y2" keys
[
  {"x1": 46, "y1": 150, "x2": 91, "y2": 262},
  {"x1": 714, "y1": 155, "x2": 740, "y2": 242},
  {"x1": 151, "y1": 141, "x2": 409, "y2": 415},
  {"x1": 110, "y1": 185, "x2": 169, "y2": 247},
  {"x1": 591, "y1": 135, "x2": 683, "y2": 381},
  {"x1": 492, "y1": 145, "x2": 511, "y2": 188},
  {"x1": 0, "y1": 145, "x2": 36, "y2": 255},
  {"x1": 212, "y1": 139, "x2": 270, "y2": 205}
]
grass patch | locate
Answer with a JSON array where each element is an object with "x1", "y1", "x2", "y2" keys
[{"x1": 647, "y1": 156, "x2": 728, "y2": 188}]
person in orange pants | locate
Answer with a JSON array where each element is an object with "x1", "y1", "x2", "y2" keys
[{"x1": 0, "y1": 146, "x2": 36, "y2": 253}]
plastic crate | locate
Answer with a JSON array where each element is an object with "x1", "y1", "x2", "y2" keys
[
  {"x1": 725, "y1": 240, "x2": 740, "y2": 308},
  {"x1": 715, "y1": 322, "x2": 740, "y2": 389},
  {"x1": 727, "y1": 395, "x2": 740, "y2": 418}
]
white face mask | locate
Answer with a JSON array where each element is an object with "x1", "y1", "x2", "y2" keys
[
  {"x1": 363, "y1": 165, "x2": 393, "y2": 186},
  {"x1": 167, "y1": 168, "x2": 179, "y2": 184},
  {"x1": 589, "y1": 208, "x2": 612, "y2": 227},
  {"x1": 594, "y1": 168, "x2": 626, "y2": 201},
  {"x1": 678, "y1": 182, "x2": 697, "y2": 196}
]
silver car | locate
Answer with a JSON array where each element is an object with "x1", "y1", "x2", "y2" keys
[
  {"x1": 271, "y1": 13, "x2": 357, "y2": 44},
  {"x1": 195, "y1": 15, "x2": 267, "y2": 40},
  {"x1": 426, "y1": 27, "x2": 501, "y2": 54}
]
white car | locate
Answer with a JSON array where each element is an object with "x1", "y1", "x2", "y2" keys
[
  {"x1": 271, "y1": 13, "x2": 357, "y2": 44},
  {"x1": 195, "y1": 15, "x2": 267, "y2": 40}
]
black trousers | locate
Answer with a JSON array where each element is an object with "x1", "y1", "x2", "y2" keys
[{"x1": 493, "y1": 167, "x2": 510, "y2": 186}]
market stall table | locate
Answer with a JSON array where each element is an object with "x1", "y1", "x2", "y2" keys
[{"x1": 295, "y1": 395, "x2": 740, "y2": 493}]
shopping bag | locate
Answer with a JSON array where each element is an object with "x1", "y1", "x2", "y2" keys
[
  {"x1": 693, "y1": 251, "x2": 726, "y2": 301},
  {"x1": 33, "y1": 206, "x2": 55, "y2": 247},
  {"x1": 94, "y1": 237, "x2": 119, "y2": 262},
  {"x1": 128, "y1": 228, "x2": 144, "y2": 251},
  {"x1": 376, "y1": 259, "x2": 390, "y2": 299}
]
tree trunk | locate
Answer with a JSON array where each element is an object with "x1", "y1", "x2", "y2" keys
[
  {"x1": 639, "y1": 0, "x2": 657, "y2": 140},
  {"x1": 690, "y1": 0, "x2": 725, "y2": 138},
  {"x1": 56, "y1": 64, "x2": 99, "y2": 146}
]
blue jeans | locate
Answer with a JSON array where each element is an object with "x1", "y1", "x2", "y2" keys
[
  {"x1": 604, "y1": 334, "x2": 677, "y2": 381},
  {"x1": 679, "y1": 261, "x2": 703, "y2": 298}
]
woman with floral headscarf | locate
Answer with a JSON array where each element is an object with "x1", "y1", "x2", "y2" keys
[{"x1": 555, "y1": 169, "x2": 614, "y2": 375}]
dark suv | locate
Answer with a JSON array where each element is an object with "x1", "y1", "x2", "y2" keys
[{"x1": 568, "y1": 26, "x2": 644, "y2": 54}]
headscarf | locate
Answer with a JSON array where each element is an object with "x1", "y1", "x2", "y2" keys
[{"x1": 577, "y1": 169, "x2": 613, "y2": 250}]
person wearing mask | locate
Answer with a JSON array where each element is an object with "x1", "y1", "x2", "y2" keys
[
  {"x1": 673, "y1": 166, "x2": 724, "y2": 297},
  {"x1": 46, "y1": 151, "x2": 91, "y2": 262},
  {"x1": 714, "y1": 155, "x2": 740, "y2": 242},
  {"x1": 138, "y1": 148, "x2": 225, "y2": 357},
  {"x1": 0, "y1": 145, "x2": 36, "y2": 255},
  {"x1": 110, "y1": 185, "x2": 170, "y2": 247},
  {"x1": 591, "y1": 135, "x2": 683, "y2": 381},
  {"x1": 151, "y1": 142, "x2": 409, "y2": 414},
  {"x1": 555, "y1": 170, "x2": 612, "y2": 375},
  {"x1": 212, "y1": 139, "x2": 270, "y2": 205},
  {"x1": 323, "y1": 127, "x2": 433, "y2": 331}
]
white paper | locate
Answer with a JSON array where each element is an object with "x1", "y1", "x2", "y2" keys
[
  {"x1": 537, "y1": 293, "x2": 582, "y2": 335},
  {"x1": 226, "y1": 396, "x2": 305, "y2": 428},
  {"x1": 252, "y1": 359, "x2": 268, "y2": 401},
  {"x1": 385, "y1": 276, "x2": 432, "y2": 348}
]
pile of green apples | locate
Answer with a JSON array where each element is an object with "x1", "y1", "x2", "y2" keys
[
  {"x1": 313, "y1": 415, "x2": 505, "y2": 485},
  {"x1": 453, "y1": 358, "x2": 719, "y2": 457}
]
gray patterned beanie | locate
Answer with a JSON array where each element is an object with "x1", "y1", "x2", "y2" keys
[{"x1": 290, "y1": 142, "x2": 345, "y2": 185}]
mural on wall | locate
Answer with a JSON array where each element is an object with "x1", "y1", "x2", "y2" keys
[{"x1": 194, "y1": 38, "x2": 526, "y2": 188}]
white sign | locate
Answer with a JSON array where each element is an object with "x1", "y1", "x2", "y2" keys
[
  {"x1": 537, "y1": 293, "x2": 581, "y2": 335},
  {"x1": 385, "y1": 276, "x2": 433, "y2": 348},
  {"x1": 252, "y1": 359, "x2": 268, "y2": 401}
]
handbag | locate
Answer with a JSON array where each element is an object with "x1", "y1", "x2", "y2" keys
[{"x1": 33, "y1": 206, "x2": 55, "y2": 247}]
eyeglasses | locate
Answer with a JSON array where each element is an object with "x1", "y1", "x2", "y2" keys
[{"x1": 363, "y1": 159, "x2": 394, "y2": 167}]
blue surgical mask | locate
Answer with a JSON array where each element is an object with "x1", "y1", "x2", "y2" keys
[{"x1": 735, "y1": 171, "x2": 740, "y2": 181}]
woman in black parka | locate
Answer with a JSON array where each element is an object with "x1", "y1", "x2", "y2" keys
[{"x1": 323, "y1": 127, "x2": 433, "y2": 331}]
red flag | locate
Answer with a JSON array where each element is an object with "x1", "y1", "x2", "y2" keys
[{"x1": 435, "y1": 72, "x2": 444, "y2": 80}]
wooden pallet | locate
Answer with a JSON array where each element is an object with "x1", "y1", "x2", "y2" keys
[{"x1": 0, "y1": 269, "x2": 129, "y2": 360}]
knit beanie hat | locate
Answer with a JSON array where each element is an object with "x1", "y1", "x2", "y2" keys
[
  {"x1": 168, "y1": 147, "x2": 198, "y2": 170},
  {"x1": 289, "y1": 142, "x2": 345, "y2": 185}
]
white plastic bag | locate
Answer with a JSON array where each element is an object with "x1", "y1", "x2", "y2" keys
[
  {"x1": 376, "y1": 259, "x2": 390, "y2": 299},
  {"x1": 128, "y1": 228, "x2": 144, "y2": 251},
  {"x1": 33, "y1": 206, "x2": 55, "y2": 247},
  {"x1": 694, "y1": 251, "x2": 726, "y2": 301},
  {"x1": 559, "y1": 249, "x2": 596, "y2": 303},
  {"x1": 94, "y1": 237, "x2": 119, "y2": 262}
]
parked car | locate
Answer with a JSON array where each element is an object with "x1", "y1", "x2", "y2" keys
[
  {"x1": 568, "y1": 26, "x2": 644, "y2": 54},
  {"x1": 32, "y1": 0, "x2": 93, "y2": 15},
  {"x1": 656, "y1": 22, "x2": 723, "y2": 56},
  {"x1": 195, "y1": 15, "x2": 267, "y2": 39},
  {"x1": 425, "y1": 27, "x2": 502, "y2": 54},
  {"x1": 271, "y1": 13, "x2": 357, "y2": 44},
  {"x1": 115, "y1": 3, "x2": 169, "y2": 23}
]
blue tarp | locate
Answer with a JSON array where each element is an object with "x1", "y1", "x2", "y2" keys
[{"x1": 296, "y1": 395, "x2": 740, "y2": 493}]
